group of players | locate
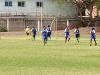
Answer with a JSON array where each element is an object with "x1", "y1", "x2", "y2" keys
[
  {"x1": 25, "y1": 25, "x2": 52, "y2": 46},
  {"x1": 64, "y1": 26, "x2": 97, "y2": 46},
  {"x1": 25, "y1": 25, "x2": 97, "y2": 46}
]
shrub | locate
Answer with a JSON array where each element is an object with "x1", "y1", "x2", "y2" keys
[{"x1": 0, "y1": 26, "x2": 7, "y2": 32}]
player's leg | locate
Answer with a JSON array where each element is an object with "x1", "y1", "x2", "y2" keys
[
  {"x1": 43, "y1": 36, "x2": 46, "y2": 46},
  {"x1": 78, "y1": 34, "x2": 80, "y2": 43},
  {"x1": 26, "y1": 33, "x2": 30, "y2": 40},
  {"x1": 42, "y1": 36, "x2": 45, "y2": 46},
  {"x1": 26, "y1": 33, "x2": 28, "y2": 39},
  {"x1": 34, "y1": 34, "x2": 36, "y2": 40},
  {"x1": 75, "y1": 34, "x2": 78, "y2": 42},
  {"x1": 90, "y1": 38, "x2": 92, "y2": 46},
  {"x1": 76, "y1": 37, "x2": 79, "y2": 43},
  {"x1": 29, "y1": 33, "x2": 31, "y2": 40},
  {"x1": 44, "y1": 39, "x2": 47, "y2": 46},
  {"x1": 65, "y1": 36, "x2": 67, "y2": 43},
  {"x1": 32, "y1": 33, "x2": 34, "y2": 41},
  {"x1": 68, "y1": 35, "x2": 70, "y2": 42},
  {"x1": 94, "y1": 38, "x2": 97, "y2": 46},
  {"x1": 47, "y1": 32, "x2": 51, "y2": 40},
  {"x1": 68, "y1": 37, "x2": 70, "y2": 42},
  {"x1": 43, "y1": 39, "x2": 45, "y2": 46},
  {"x1": 45, "y1": 36, "x2": 47, "y2": 44},
  {"x1": 76, "y1": 34, "x2": 79, "y2": 43},
  {"x1": 43, "y1": 36, "x2": 47, "y2": 46},
  {"x1": 49, "y1": 32, "x2": 51, "y2": 39},
  {"x1": 33, "y1": 34, "x2": 36, "y2": 40},
  {"x1": 46, "y1": 33, "x2": 48, "y2": 41}
]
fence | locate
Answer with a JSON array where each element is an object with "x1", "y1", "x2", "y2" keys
[
  {"x1": 0, "y1": 16, "x2": 57, "y2": 32},
  {"x1": 0, "y1": 16, "x2": 100, "y2": 32},
  {"x1": 0, "y1": 16, "x2": 71, "y2": 32}
]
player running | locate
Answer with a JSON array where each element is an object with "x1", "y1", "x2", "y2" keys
[
  {"x1": 47, "y1": 25, "x2": 52, "y2": 39},
  {"x1": 41, "y1": 26, "x2": 48, "y2": 46},
  {"x1": 25, "y1": 26, "x2": 31, "y2": 40},
  {"x1": 31, "y1": 26, "x2": 37, "y2": 41},
  {"x1": 74, "y1": 27, "x2": 80, "y2": 43},
  {"x1": 90, "y1": 28, "x2": 97, "y2": 46},
  {"x1": 64, "y1": 26, "x2": 70, "y2": 43}
]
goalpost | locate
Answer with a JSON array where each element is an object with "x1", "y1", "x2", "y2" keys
[
  {"x1": 37, "y1": 16, "x2": 57, "y2": 38},
  {"x1": 37, "y1": 16, "x2": 57, "y2": 30},
  {"x1": 50, "y1": 17, "x2": 57, "y2": 39}
]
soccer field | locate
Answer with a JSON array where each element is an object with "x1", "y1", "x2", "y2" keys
[{"x1": 0, "y1": 34, "x2": 100, "y2": 75}]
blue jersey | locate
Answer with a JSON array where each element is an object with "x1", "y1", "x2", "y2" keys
[
  {"x1": 65, "y1": 31, "x2": 70, "y2": 35},
  {"x1": 32, "y1": 28, "x2": 36, "y2": 35},
  {"x1": 42, "y1": 29, "x2": 47, "y2": 37},
  {"x1": 64, "y1": 28, "x2": 70, "y2": 37},
  {"x1": 90, "y1": 30, "x2": 96, "y2": 39}
]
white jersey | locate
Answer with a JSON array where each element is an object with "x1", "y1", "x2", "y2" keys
[
  {"x1": 74, "y1": 29, "x2": 80, "y2": 34},
  {"x1": 64, "y1": 28, "x2": 70, "y2": 37},
  {"x1": 90, "y1": 30, "x2": 95, "y2": 34}
]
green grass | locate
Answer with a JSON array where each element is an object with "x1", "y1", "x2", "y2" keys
[{"x1": 0, "y1": 35, "x2": 100, "y2": 75}]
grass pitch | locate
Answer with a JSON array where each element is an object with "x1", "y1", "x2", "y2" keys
[{"x1": 0, "y1": 34, "x2": 100, "y2": 75}]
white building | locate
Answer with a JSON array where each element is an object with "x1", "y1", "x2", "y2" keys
[
  {"x1": 0, "y1": 0, "x2": 77, "y2": 17},
  {"x1": 0, "y1": 0, "x2": 78, "y2": 31}
]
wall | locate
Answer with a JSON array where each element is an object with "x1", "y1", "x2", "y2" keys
[{"x1": 0, "y1": 0, "x2": 77, "y2": 18}]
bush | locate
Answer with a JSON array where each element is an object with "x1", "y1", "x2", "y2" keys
[{"x1": 0, "y1": 26, "x2": 7, "y2": 32}]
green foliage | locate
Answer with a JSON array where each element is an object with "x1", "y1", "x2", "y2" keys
[
  {"x1": 96, "y1": 1, "x2": 100, "y2": 9},
  {"x1": 0, "y1": 26, "x2": 7, "y2": 32},
  {"x1": 51, "y1": 0, "x2": 73, "y2": 5}
]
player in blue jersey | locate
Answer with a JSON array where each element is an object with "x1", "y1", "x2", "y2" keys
[
  {"x1": 41, "y1": 26, "x2": 48, "y2": 46},
  {"x1": 74, "y1": 27, "x2": 80, "y2": 43},
  {"x1": 47, "y1": 25, "x2": 52, "y2": 40},
  {"x1": 64, "y1": 26, "x2": 70, "y2": 43},
  {"x1": 31, "y1": 26, "x2": 37, "y2": 41},
  {"x1": 90, "y1": 28, "x2": 97, "y2": 46}
]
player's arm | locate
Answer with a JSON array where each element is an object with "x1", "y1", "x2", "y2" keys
[
  {"x1": 64, "y1": 29, "x2": 66, "y2": 33},
  {"x1": 74, "y1": 29, "x2": 76, "y2": 34},
  {"x1": 36, "y1": 28, "x2": 37, "y2": 32},
  {"x1": 25, "y1": 28, "x2": 27, "y2": 33},
  {"x1": 50, "y1": 27, "x2": 52, "y2": 31}
]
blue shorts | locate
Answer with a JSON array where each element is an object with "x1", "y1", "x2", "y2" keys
[
  {"x1": 90, "y1": 35, "x2": 96, "y2": 40},
  {"x1": 42, "y1": 36, "x2": 47, "y2": 40},
  {"x1": 65, "y1": 34, "x2": 70, "y2": 39}
]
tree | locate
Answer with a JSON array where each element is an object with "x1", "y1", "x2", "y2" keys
[
  {"x1": 74, "y1": 0, "x2": 99, "y2": 27},
  {"x1": 96, "y1": 1, "x2": 100, "y2": 9},
  {"x1": 96, "y1": 1, "x2": 100, "y2": 16},
  {"x1": 53, "y1": 0, "x2": 100, "y2": 27}
]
